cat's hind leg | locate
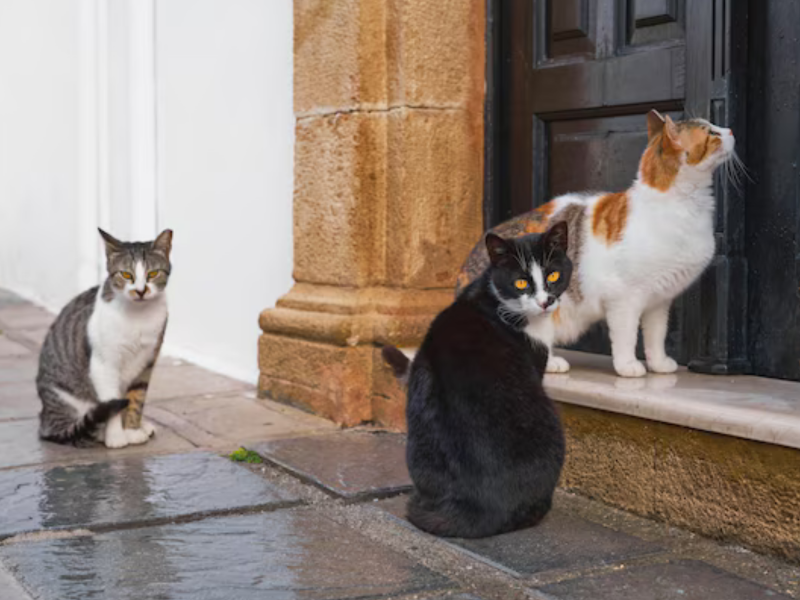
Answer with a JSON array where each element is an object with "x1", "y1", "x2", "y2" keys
[{"x1": 642, "y1": 301, "x2": 678, "y2": 373}]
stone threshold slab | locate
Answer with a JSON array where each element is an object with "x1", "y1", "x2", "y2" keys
[
  {"x1": 546, "y1": 351, "x2": 800, "y2": 451},
  {"x1": 397, "y1": 348, "x2": 800, "y2": 451}
]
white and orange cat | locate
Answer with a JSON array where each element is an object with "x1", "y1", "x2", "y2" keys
[{"x1": 456, "y1": 109, "x2": 737, "y2": 377}]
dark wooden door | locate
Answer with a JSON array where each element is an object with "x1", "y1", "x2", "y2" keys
[
  {"x1": 743, "y1": 0, "x2": 800, "y2": 380},
  {"x1": 487, "y1": 0, "x2": 751, "y2": 374}
]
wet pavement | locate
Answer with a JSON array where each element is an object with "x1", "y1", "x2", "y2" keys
[{"x1": 1, "y1": 290, "x2": 799, "y2": 599}]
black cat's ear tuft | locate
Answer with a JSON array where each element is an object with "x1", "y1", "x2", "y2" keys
[
  {"x1": 153, "y1": 229, "x2": 173, "y2": 256},
  {"x1": 647, "y1": 109, "x2": 666, "y2": 140},
  {"x1": 98, "y1": 228, "x2": 124, "y2": 256},
  {"x1": 544, "y1": 221, "x2": 568, "y2": 253},
  {"x1": 485, "y1": 233, "x2": 513, "y2": 266}
]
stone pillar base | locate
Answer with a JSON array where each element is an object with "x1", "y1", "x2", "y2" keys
[{"x1": 259, "y1": 282, "x2": 449, "y2": 428}]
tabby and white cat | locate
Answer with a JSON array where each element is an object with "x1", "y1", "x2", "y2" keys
[
  {"x1": 383, "y1": 226, "x2": 569, "y2": 538},
  {"x1": 457, "y1": 110, "x2": 737, "y2": 377},
  {"x1": 37, "y1": 228, "x2": 172, "y2": 448}
]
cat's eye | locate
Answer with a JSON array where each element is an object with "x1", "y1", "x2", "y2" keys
[
  {"x1": 547, "y1": 271, "x2": 560, "y2": 283},
  {"x1": 514, "y1": 279, "x2": 529, "y2": 290},
  {"x1": 147, "y1": 270, "x2": 159, "y2": 280},
  {"x1": 121, "y1": 272, "x2": 133, "y2": 280}
]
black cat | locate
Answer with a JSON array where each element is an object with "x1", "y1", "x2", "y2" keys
[{"x1": 383, "y1": 224, "x2": 571, "y2": 538}]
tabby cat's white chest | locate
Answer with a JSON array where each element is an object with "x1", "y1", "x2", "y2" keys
[{"x1": 88, "y1": 292, "x2": 167, "y2": 394}]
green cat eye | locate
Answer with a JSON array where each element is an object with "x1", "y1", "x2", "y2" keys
[
  {"x1": 120, "y1": 272, "x2": 133, "y2": 280},
  {"x1": 147, "y1": 270, "x2": 160, "y2": 280}
]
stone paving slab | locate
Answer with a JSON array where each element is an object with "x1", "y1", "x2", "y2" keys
[
  {"x1": 0, "y1": 336, "x2": 31, "y2": 358},
  {"x1": 8, "y1": 326, "x2": 50, "y2": 349},
  {"x1": 452, "y1": 510, "x2": 663, "y2": 577},
  {"x1": 540, "y1": 559, "x2": 793, "y2": 600},
  {"x1": 254, "y1": 431, "x2": 412, "y2": 499},
  {"x1": 157, "y1": 392, "x2": 336, "y2": 443},
  {"x1": 376, "y1": 496, "x2": 662, "y2": 578},
  {"x1": 0, "y1": 304, "x2": 55, "y2": 331},
  {"x1": 0, "y1": 452, "x2": 299, "y2": 538},
  {"x1": 0, "y1": 510, "x2": 452, "y2": 600},
  {"x1": 0, "y1": 357, "x2": 38, "y2": 385},
  {"x1": 148, "y1": 358, "x2": 254, "y2": 401},
  {"x1": 0, "y1": 418, "x2": 195, "y2": 470},
  {"x1": 0, "y1": 380, "x2": 39, "y2": 420}
]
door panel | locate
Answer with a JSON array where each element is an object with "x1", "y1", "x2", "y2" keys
[{"x1": 494, "y1": 0, "x2": 751, "y2": 374}]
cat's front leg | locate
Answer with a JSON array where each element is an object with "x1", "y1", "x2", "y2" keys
[
  {"x1": 123, "y1": 329, "x2": 164, "y2": 445},
  {"x1": 525, "y1": 314, "x2": 570, "y2": 374},
  {"x1": 90, "y1": 357, "x2": 129, "y2": 449},
  {"x1": 606, "y1": 302, "x2": 646, "y2": 378},
  {"x1": 642, "y1": 301, "x2": 678, "y2": 373}
]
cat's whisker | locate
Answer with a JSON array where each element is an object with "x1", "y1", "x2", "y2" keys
[{"x1": 732, "y1": 150, "x2": 754, "y2": 183}]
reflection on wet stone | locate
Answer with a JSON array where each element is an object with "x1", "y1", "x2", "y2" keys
[
  {"x1": 0, "y1": 453, "x2": 298, "y2": 537},
  {"x1": 0, "y1": 511, "x2": 452, "y2": 600},
  {"x1": 254, "y1": 431, "x2": 411, "y2": 499}
]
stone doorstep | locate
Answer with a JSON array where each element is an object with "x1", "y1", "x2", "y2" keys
[
  {"x1": 398, "y1": 347, "x2": 800, "y2": 452},
  {"x1": 547, "y1": 350, "x2": 800, "y2": 451}
]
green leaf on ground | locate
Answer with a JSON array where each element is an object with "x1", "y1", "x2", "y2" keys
[{"x1": 228, "y1": 447, "x2": 263, "y2": 464}]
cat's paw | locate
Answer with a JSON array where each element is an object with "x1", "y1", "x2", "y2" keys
[
  {"x1": 614, "y1": 358, "x2": 647, "y2": 378},
  {"x1": 125, "y1": 427, "x2": 151, "y2": 446},
  {"x1": 104, "y1": 429, "x2": 130, "y2": 449},
  {"x1": 546, "y1": 355, "x2": 571, "y2": 373},
  {"x1": 141, "y1": 419, "x2": 156, "y2": 438},
  {"x1": 648, "y1": 356, "x2": 678, "y2": 374}
]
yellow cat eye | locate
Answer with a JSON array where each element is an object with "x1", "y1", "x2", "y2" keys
[
  {"x1": 147, "y1": 270, "x2": 159, "y2": 280},
  {"x1": 547, "y1": 271, "x2": 560, "y2": 283},
  {"x1": 121, "y1": 272, "x2": 133, "y2": 280},
  {"x1": 514, "y1": 279, "x2": 529, "y2": 290}
]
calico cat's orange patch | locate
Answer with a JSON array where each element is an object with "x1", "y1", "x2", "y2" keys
[
  {"x1": 640, "y1": 135, "x2": 681, "y2": 191},
  {"x1": 525, "y1": 202, "x2": 554, "y2": 233},
  {"x1": 682, "y1": 125, "x2": 722, "y2": 165},
  {"x1": 552, "y1": 306, "x2": 561, "y2": 325},
  {"x1": 592, "y1": 192, "x2": 628, "y2": 245}
]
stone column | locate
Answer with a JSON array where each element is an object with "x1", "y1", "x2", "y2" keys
[{"x1": 259, "y1": 0, "x2": 485, "y2": 428}]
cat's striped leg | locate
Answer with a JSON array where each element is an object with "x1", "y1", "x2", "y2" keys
[{"x1": 122, "y1": 359, "x2": 158, "y2": 445}]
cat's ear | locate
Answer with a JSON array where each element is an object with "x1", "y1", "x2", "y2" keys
[
  {"x1": 663, "y1": 115, "x2": 681, "y2": 149},
  {"x1": 544, "y1": 221, "x2": 569, "y2": 253},
  {"x1": 647, "y1": 109, "x2": 666, "y2": 139},
  {"x1": 485, "y1": 233, "x2": 514, "y2": 267},
  {"x1": 153, "y1": 229, "x2": 173, "y2": 256},
  {"x1": 98, "y1": 228, "x2": 124, "y2": 257}
]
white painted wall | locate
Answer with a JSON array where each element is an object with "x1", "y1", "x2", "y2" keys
[
  {"x1": 0, "y1": 0, "x2": 83, "y2": 311},
  {"x1": 0, "y1": 0, "x2": 294, "y2": 384},
  {"x1": 156, "y1": 0, "x2": 294, "y2": 383}
]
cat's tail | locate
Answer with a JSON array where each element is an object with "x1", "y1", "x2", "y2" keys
[
  {"x1": 39, "y1": 393, "x2": 129, "y2": 446},
  {"x1": 380, "y1": 345, "x2": 411, "y2": 385},
  {"x1": 406, "y1": 493, "x2": 551, "y2": 539}
]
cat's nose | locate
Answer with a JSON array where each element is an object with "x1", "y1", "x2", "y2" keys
[
  {"x1": 135, "y1": 289, "x2": 147, "y2": 298},
  {"x1": 539, "y1": 297, "x2": 553, "y2": 310}
]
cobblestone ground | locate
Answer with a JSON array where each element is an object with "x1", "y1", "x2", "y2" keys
[{"x1": 0, "y1": 289, "x2": 798, "y2": 600}]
